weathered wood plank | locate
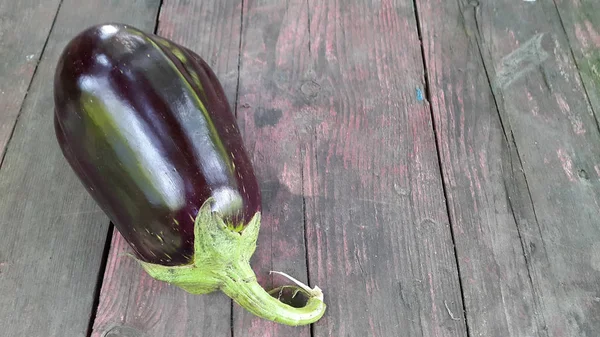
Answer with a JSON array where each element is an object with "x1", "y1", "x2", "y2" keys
[
  {"x1": 415, "y1": 1, "x2": 543, "y2": 336},
  {"x1": 302, "y1": 0, "x2": 467, "y2": 336},
  {"x1": 419, "y1": 0, "x2": 600, "y2": 335},
  {"x1": 554, "y1": 0, "x2": 600, "y2": 123},
  {"x1": 232, "y1": 0, "x2": 313, "y2": 336},
  {"x1": 0, "y1": 1, "x2": 160, "y2": 336},
  {"x1": 92, "y1": 232, "x2": 231, "y2": 337},
  {"x1": 475, "y1": 1, "x2": 600, "y2": 335},
  {"x1": 0, "y1": 0, "x2": 61, "y2": 161},
  {"x1": 90, "y1": 1, "x2": 241, "y2": 336}
]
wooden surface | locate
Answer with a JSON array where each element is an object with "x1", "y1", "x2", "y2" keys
[
  {"x1": 466, "y1": 1, "x2": 600, "y2": 336},
  {"x1": 417, "y1": 1, "x2": 552, "y2": 336},
  {"x1": 0, "y1": 0, "x2": 61, "y2": 161},
  {"x1": 1, "y1": 0, "x2": 599, "y2": 336},
  {"x1": 554, "y1": 0, "x2": 600, "y2": 123},
  {"x1": 233, "y1": 0, "x2": 313, "y2": 336},
  {"x1": 0, "y1": 1, "x2": 160, "y2": 336},
  {"x1": 302, "y1": 0, "x2": 466, "y2": 336}
]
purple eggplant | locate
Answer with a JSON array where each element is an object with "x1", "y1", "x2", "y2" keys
[{"x1": 53, "y1": 23, "x2": 325, "y2": 326}]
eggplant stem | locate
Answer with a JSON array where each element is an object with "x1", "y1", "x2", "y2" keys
[
  {"x1": 135, "y1": 199, "x2": 326, "y2": 326},
  {"x1": 221, "y1": 260, "x2": 326, "y2": 326}
]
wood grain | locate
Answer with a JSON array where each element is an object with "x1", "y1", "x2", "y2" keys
[
  {"x1": 302, "y1": 0, "x2": 467, "y2": 336},
  {"x1": 554, "y1": 0, "x2": 600, "y2": 123},
  {"x1": 417, "y1": 0, "x2": 600, "y2": 336},
  {"x1": 232, "y1": 0, "x2": 313, "y2": 336},
  {"x1": 92, "y1": 232, "x2": 231, "y2": 337},
  {"x1": 90, "y1": 1, "x2": 242, "y2": 336},
  {"x1": 0, "y1": 0, "x2": 61, "y2": 161},
  {"x1": 415, "y1": 0, "x2": 543, "y2": 336},
  {"x1": 0, "y1": 1, "x2": 160, "y2": 336}
]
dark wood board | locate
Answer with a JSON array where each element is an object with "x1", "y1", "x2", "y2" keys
[
  {"x1": 301, "y1": 0, "x2": 468, "y2": 336},
  {"x1": 0, "y1": 0, "x2": 61, "y2": 161},
  {"x1": 415, "y1": 0, "x2": 544, "y2": 336},
  {"x1": 554, "y1": 0, "x2": 600, "y2": 124},
  {"x1": 418, "y1": 0, "x2": 600, "y2": 336},
  {"x1": 90, "y1": 1, "x2": 241, "y2": 336},
  {"x1": 0, "y1": 1, "x2": 160, "y2": 336},
  {"x1": 232, "y1": 0, "x2": 313, "y2": 336}
]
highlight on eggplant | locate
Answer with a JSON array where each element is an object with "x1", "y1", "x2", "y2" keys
[{"x1": 53, "y1": 23, "x2": 325, "y2": 326}]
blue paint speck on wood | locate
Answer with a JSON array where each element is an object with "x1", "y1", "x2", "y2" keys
[{"x1": 416, "y1": 87, "x2": 424, "y2": 101}]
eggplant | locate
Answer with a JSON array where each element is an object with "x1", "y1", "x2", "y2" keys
[{"x1": 53, "y1": 23, "x2": 325, "y2": 326}]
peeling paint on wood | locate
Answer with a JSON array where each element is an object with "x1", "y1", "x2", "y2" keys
[{"x1": 495, "y1": 33, "x2": 549, "y2": 90}]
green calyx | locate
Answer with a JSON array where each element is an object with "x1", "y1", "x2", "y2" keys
[{"x1": 132, "y1": 199, "x2": 326, "y2": 326}]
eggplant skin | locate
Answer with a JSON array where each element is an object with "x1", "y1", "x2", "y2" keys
[{"x1": 54, "y1": 23, "x2": 261, "y2": 266}]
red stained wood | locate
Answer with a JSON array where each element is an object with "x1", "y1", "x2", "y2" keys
[
  {"x1": 91, "y1": 1, "x2": 242, "y2": 336},
  {"x1": 0, "y1": 0, "x2": 160, "y2": 336},
  {"x1": 232, "y1": 0, "x2": 313, "y2": 336},
  {"x1": 417, "y1": 0, "x2": 600, "y2": 336},
  {"x1": 301, "y1": 0, "x2": 466, "y2": 336},
  {"x1": 0, "y1": 0, "x2": 61, "y2": 161}
]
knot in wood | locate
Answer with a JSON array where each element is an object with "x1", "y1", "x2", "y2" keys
[{"x1": 300, "y1": 80, "x2": 321, "y2": 99}]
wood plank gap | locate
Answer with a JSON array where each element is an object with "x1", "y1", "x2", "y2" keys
[
  {"x1": 464, "y1": 2, "x2": 518, "y2": 153},
  {"x1": 231, "y1": 1, "x2": 246, "y2": 335},
  {"x1": 232, "y1": 0, "x2": 245, "y2": 120},
  {"x1": 153, "y1": 0, "x2": 164, "y2": 33},
  {"x1": 300, "y1": 144, "x2": 315, "y2": 337},
  {"x1": 86, "y1": 224, "x2": 115, "y2": 337},
  {"x1": 230, "y1": 297, "x2": 234, "y2": 337},
  {"x1": 458, "y1": 1, "x2": 550, "y2": 333},
  {"x1": 412, "y1": 0, "x2": 470, "y2": 333},
  {"x1": 551, "y1": 0, "x2": 600, "y2": 136},
  {"x1": 503, "y1": 147, "x2": 549, "y2": 335},
  {"x1": 0, "y1": 0, "x2": 64, "y2": 170},
  {"x1": 500, "y1": 155, "x2": 549, "y2": 330}
]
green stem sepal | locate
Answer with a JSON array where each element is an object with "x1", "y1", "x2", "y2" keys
[{"x1": 131, "y1": 200, "x2": 326, "y2": 326}]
